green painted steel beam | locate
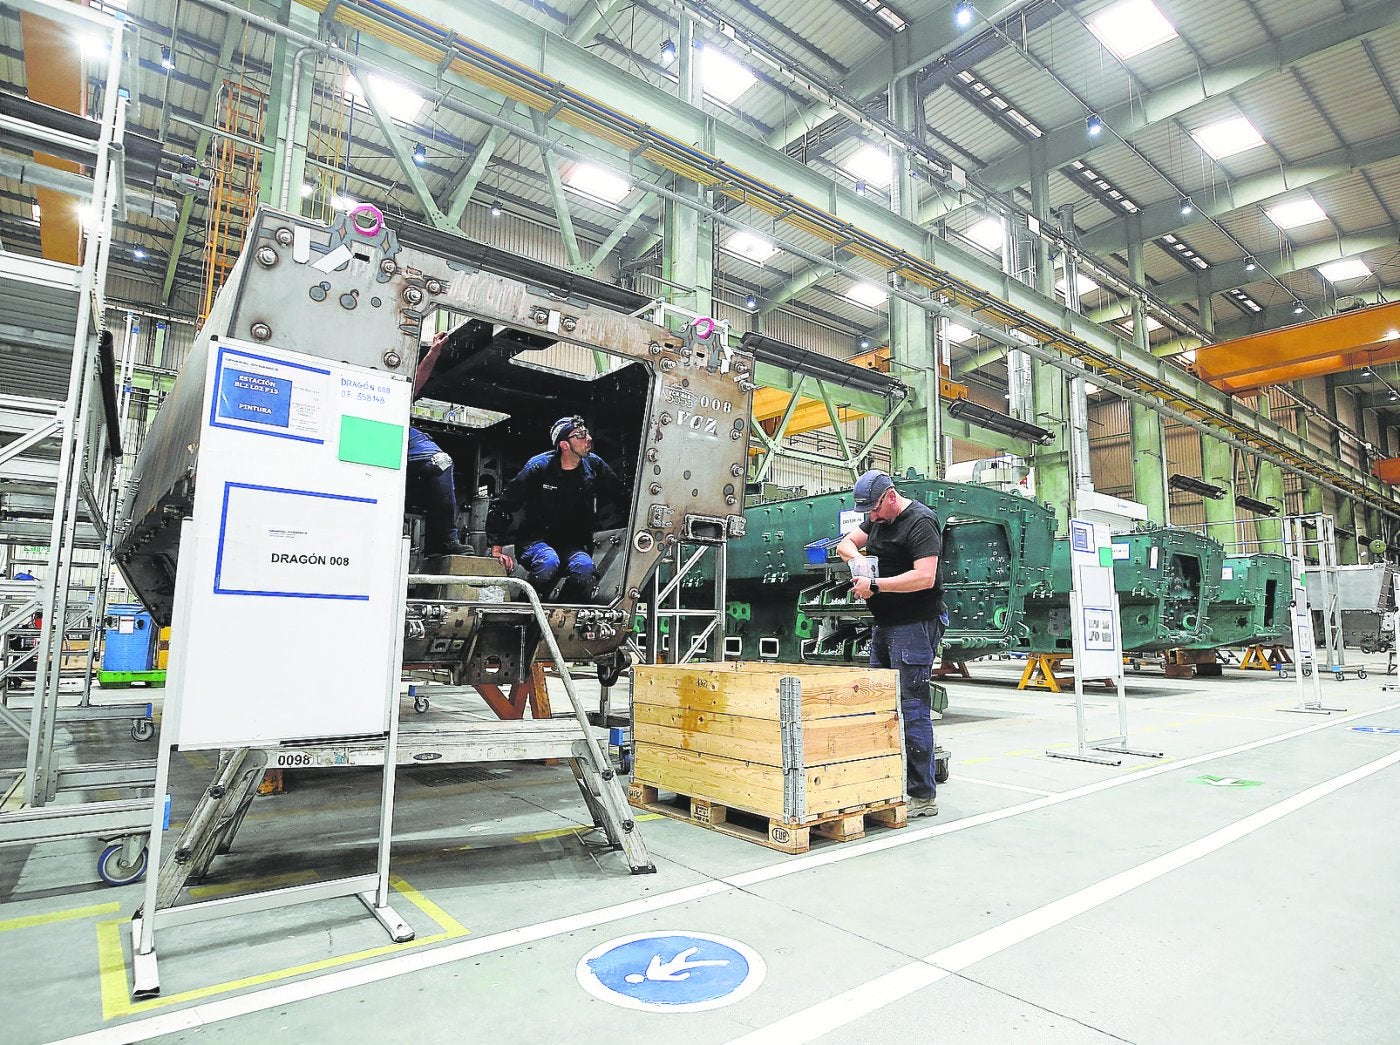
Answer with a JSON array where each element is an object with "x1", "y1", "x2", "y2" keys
[
  {"x1": 531, "y1": 109, "x2": 584, "y2": 268},
  {"x1": 159, "y1": 25, "x2": 241, "y2": 303},
  {"x1": 1091, "y1": 225, "x2": 1400, "y2": 320},
  {"x1": 441, "y1": 100, "x2": 516, "y2": 226},
  {"x1": 1080, "y1": 132, "x2": 1400, "y2": 255},
  {"x1": 353, "y1": 62, "x2": 453, "y2": 228},
  {"x1": 927, "y1": 0, "x2": 1400, "y2": 211},
  {"x1": 585, "y1": 191, "x2": 656, "y2": 274},
  {"x1": 290, "y1": 0, "x2": 1400, "y2": 515}
]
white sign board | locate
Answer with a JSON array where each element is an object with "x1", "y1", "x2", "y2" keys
[
  {"x1": 163, "y1": 338, "x2": 410, "y2": 749},
  {"x1": 1069, "y1": 518, "x2": 1124, "y2": 681}
]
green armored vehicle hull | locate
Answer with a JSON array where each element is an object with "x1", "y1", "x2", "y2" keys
[
  {"x1": 667, "y1": 477, "x2": 1057, "y2": 664},
  {"x1": 1192, "y1": 553, "x2": 1292, "y2": 650},
  {"x1": 1024, "y1": 526, "x2": 1224, "y2": 654}
]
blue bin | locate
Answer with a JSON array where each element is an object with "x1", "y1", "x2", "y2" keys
[{"x1": 102, "y1": 603, "x2": 158, "y2": 672}]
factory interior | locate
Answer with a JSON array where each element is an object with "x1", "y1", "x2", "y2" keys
[{"x1": 3, "y1": 0, "x2": 1400, "y2": 1041}]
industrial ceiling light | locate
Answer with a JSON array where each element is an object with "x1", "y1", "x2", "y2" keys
[
  {"x1": 744, "y1": 294, "x2": 758, "y2": 309},
  {"x1": 133, "y1": 247, "x2": 147, "y2": 260},
  {"x1": 1168, "y1": 473, "x2": 1227, "y2": 499},
  {"x1": 160, "y1": 46, "x2": 175, "y2": 71},
  {"x1": 1235, "y1": 494, "x2": 1280, "y2": 516},
  {"x1": 490, "y1": 200, "x2": 503, "y2": 217},
  {"x1": 854, "y1": 180, "x2": 868, "y2": 197},
  {"x1": 1244, "y1": 256, "x2": 1256, "y2": 272},
  {"x1": 1179, "y1": 196, "x2": 1193, "y2": 217},
  {"x1": 300, "y1": 182, "x2": 316, "y2": 198},
  {"x1": 858, "y1": 336, "x2": 872, "y2": 350},
  {"x1": 1086, "y1": 113, "x2": 1103, "y2": 137},
  {"x1": 412, "y1": 142, "x2": 427, "y2": 165},
  {"x1": 1292, "y1": 300, "x2": 1305, "y2": 315},
  {"x1": 660, "y1": 38, "x2": 677, "y2": 65},
  {"x1": 954, "y1": 1, "x2": 975, "y2": 28},
  {"x1": 948, "y1": 398, "x2": 1055, "y2": 445}
]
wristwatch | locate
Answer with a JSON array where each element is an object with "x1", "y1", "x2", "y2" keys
[{"x1": 869, "y1": 579, "x2": 880, "y2": 594}]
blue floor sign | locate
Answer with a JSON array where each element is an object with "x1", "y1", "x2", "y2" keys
[
  {"x1": 1351, "y1": 725, "x2": 1400, "y2": 734},
  {"x1": 576, "y1": 931, "x2": 766, "y2": 1012}
]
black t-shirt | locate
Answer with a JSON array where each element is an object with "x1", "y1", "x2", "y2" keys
[{"x1": 860, "y1": 500, "x2": 943, "y2": 625}]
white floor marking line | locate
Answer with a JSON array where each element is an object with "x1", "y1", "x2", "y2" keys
[
  {"x1": 951, "y1": 775, "x2": 1058, "y2": 797},
  {"x1": 728, "y1": 746, "x2": 1400, "y2": 1045},
  {"x1": 53, "y1": 700, "x2": 1400, "y2": 1045}
]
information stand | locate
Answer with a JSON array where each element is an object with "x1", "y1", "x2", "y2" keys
[
  {"x1": 130, "y1": 339, "x2": 414, "y2": 997},
  {"x1": 1049, "y1": 519, "x2": 1163, "y2": 766},
  {"x1": 1279, "y1": 543, "x2": 1344, "y2": 716}
]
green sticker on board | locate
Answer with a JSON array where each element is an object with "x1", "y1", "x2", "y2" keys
[
  {"x1": 339, "y1": 415, "x2": 403, "y2": 469},
  {"x1": 1098, "y1": 546, "x2": 1114, "y2": 567}
]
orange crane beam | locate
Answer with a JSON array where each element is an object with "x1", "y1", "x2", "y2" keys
[{"x1": 1195, "y1": 301, "x2": 1400, "y2": 394}]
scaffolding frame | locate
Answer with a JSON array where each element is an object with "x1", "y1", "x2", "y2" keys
[{"x1": 0, "y1": 2, "x2": 151, "y2": 864}]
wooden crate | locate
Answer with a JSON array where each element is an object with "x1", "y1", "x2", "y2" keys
[{"x1": 631, "y1": 662, "x2": 903, "y2": 828}]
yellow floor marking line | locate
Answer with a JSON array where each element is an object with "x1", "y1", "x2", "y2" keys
[
  {"x1": 96, "y1": 873, "x2": 468, "y2": 1020},
  {"x1": 188, "y1": 870, "x2": 319, "y2": 901},
  {"x1": 514, "y1": 812, "x2": 664, "y2": 844},
  {"x1": 0, "y1": 901, "x2": 120, "y2": 933},
  {"x1": 389, "y1": 873, "x2": 467, "y2": 936}
]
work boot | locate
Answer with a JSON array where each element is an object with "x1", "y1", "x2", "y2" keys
[{"x1": 908, "y1": 796, "x2": 939, "y2": 818}]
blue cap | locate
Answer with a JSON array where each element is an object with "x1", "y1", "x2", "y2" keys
[
  {"x1": 550, "y1": 415, "x2": 585, "y2": 446},
  {"x1": 853, "y1": 470, "x2": 893, "y2": 512}
]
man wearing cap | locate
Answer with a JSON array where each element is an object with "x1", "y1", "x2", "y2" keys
[
  {"x1": 408, "y1": 330, "x2": 470, "y2": 557},
  {"x1": 836, "y1": 469, "x2": 944, "y2": 818},
  {"x1": 485, "y1": 416, "x2": 625, "y2": 602}
]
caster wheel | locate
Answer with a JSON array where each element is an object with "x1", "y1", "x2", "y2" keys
[
  {"x1": 934, "y1": 760, "x2": 950, "y2": 785},
  {"x1": 1303, "y1": 667, "x2": 1313, "y2": 678},
  {"x1": 130, "y1": 718, "x2": 154, "y2": 742},
  {"x1": 413, "y1": 696, "x2": 429, "y2": 714},
  {"x1": 98, "y1": 842, "x2": 148, "y2": 886},
  {"x1": 1359, "y1": 670, "x2": 1368, "y2": 679}
]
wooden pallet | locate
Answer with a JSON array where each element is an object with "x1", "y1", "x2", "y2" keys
[{"x1": 628, "y1": 781, "x2": 906, "y2": 854}]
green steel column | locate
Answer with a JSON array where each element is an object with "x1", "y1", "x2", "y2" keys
[
  {"x1": 1337, "y1": 498, "x2": 1360, "y2": 565},
  {"x1": 258, "y1": 1, "x2": 290, "y2": 204},
  {"x1": 1365, "y1": 507, "x2": 1383, "y2": 560},
  {"x1": 661, "y1": 14, "x2": 712, "y2": 316},
  {"x1": 889, "y1": 77, "x2": 934, "y2": 477},
  {"x1": 1032, "y1": 361, "x2": 1071, "y2": 534},
  {"x1": 1296, "y1": 406, "x2": 1325, "y2": 563},
  {"x1": 1201, "y1": 436, "x2": 1237, "y2": 547},
  {"x1": 1197, "y1": 277, "x2": 1235, "y2": 546},
  {"x1": 1254, "y1": 390, "x2": 1284, "y2": 553},
  {"x1": 1127, "y1": 236, "x2": 1167, "y2": 521},
  {"x1": 1324, "y1": 377, "x2": 1360, "y2": 564}
]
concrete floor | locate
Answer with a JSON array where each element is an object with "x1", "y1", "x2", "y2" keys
[{"x1": 3, "y1": 657, "x2": 1399, "y2": 1044}]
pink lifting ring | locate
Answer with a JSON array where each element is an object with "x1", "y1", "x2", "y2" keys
[
  {"x1": 693, "y1": 317, "x2": 716, "y2": 340},
  {"x1": 348, "y1": 202, "x2": 384, "y2": 237}
]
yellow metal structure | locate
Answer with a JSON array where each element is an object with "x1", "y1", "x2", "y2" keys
[
  {"x1": 848, "y1": 345, "x2": 970, "y2": 401},
  {"x1": 750, "y1": 387, "x2": 863, "y2": 439},
  {"x1": 200, "y1": 82, "x2": 267, "y2": 324},
  {"x1": 1195, "y1": 301, "x2": 1400, "y2": 394}
]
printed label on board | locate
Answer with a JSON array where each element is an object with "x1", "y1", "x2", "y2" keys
[
  {"x1": 1111, "y1": 542, "x2": 1130, "y2": 559},
  {"x1": 213, "y1": 483, "x2": 376, "y2": 600},
  {"x1": 214, "y1": 349, "x2": 326, "y2": 441},
  {"x1": 1082, "y1": 607, "x2": 1116, "y2": 650}
]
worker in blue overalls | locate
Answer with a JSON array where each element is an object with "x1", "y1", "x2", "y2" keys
[
  {"x1": 485, "y1": 416, "x2": 624, "y2": 602},
  {"x1": 408, "y1": 330, "x2": 469, "y2": 557}
]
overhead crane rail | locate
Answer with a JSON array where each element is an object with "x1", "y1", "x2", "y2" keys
[{"x1": 244, "y1": 0, "x2": 1397, "y2": 517}]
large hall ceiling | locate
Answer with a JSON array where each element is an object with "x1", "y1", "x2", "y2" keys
[{"x1": 2, "y1": 0, "x2": 1399, "y2": 394}]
